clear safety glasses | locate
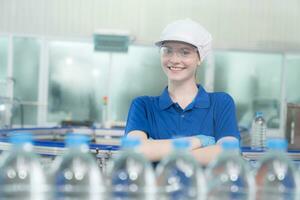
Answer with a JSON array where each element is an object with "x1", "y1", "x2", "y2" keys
[{"x1": 160, "y1": 46, "x2": 198, "y2": 59}]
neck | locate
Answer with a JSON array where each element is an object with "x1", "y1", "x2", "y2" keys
[{"x1": 168, "y1": 79, "x2": 198, "y2": 107}]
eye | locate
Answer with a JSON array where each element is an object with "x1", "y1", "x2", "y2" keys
[
  {"x1": 161, "y1": 47, "x2": 173, "y2": 56},
  {"x1": 181, "y1": 49, "x2": 191, "y2": 56},
  {"x1": 164, "y1": 47, "x2": 173, "y2": 55}
]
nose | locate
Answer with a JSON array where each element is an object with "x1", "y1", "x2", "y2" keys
[{"x1": 168, "y1": 51, "x2": 181, "y2": 63}]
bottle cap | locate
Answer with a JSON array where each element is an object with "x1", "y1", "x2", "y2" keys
[
  {"x1": 267, "y1": 138, "x2": 288, "y2": 151},
  {"x1": 255, "y1": 111, "x2": 263, "y2": 117},
  {"x1": 9, "y1": 132, "x2": 33, "y2": 145},
  {"x1": 221, "y1": 139, "x2": 240, "y2": 151},
  {"x1": 65, "y1": 133, "x2": 90, "y2": 147},
  {"x1": 172, "y1": 138, "x2": 190, "y2": 150},
  {"x1": 121, "y1": 137, "x2": 141, "y2": 149}
]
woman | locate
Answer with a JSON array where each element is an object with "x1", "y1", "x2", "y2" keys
[{"x1": 125, "y1": 19, "x2": 240, "y2": 165}]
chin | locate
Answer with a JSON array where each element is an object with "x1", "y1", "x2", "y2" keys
[{"x1": 167, "y1": 76, "x2": 187, "y2": 82}]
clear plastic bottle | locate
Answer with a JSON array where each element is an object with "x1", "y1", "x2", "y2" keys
[
  {"x1": 51, "y1": 133, "x2": 105, "y2": 200},
  {"x1": 205, "y1": 139, "x2": 255, "y2": 200},
  {"x1": 297, "y1": 165, "x2": 300, "y2": 200},
  {"x1": 251, "y1": 111, "x2": 267, "y2": 150},
  {"x1": 107, "y1": 137, "x2": 156, "y2": 200},
  {"x1": 155, "y1": 139, "x2": 206, "y2": 200},
  {"x1": 254, "y1": 138, "x2": 299, "y2": 200},
  {"x1": 0, "y1": 132, "x2": 50, "y2": 200}
]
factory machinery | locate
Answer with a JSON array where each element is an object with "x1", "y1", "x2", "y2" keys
[
  {"x1": 0, "y1": 127, "x2": 123, "y2": 172},
  {"x1": 1, "y1": 126, "x2": 300, "y2": 170}
]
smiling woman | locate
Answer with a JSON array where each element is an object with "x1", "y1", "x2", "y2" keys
[{"x1": 125, "y1": 19, "x2": 240, "y2": 165}]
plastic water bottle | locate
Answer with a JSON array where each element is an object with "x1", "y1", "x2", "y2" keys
[
  {"x1": 0, "y1": 132, "x2": 50, "y2": 200},
  {"x1": 254, "y1": 138, "x2": 299, "y2": 200},
  {"x1": 251, "y1": 111, "x2": 267, "y2": 150},
  {"x1": 155, "y1": 139, "x2": 206, "y2": 200},
  {"x1": 205, "y1": 139, "x2": 255, "y2": 200},
  {"x1": 51, "y1": 133, "x2": 105, "y2": 200},
  {"x1": 107, "y1": 137, "x2": 156, "y2": 200}
]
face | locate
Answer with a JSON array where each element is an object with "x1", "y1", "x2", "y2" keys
[{"x1": 160, "y1": 41, "x2": 200, "y2": 83}]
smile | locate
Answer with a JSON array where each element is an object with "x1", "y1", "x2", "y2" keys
[{"x1": 167, "y1": 66, "x2": 186, "y2": 71}]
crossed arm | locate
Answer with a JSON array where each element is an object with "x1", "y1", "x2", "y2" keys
[{"x1": 126, "y1": 130, "x2": 237, "y2": 166}]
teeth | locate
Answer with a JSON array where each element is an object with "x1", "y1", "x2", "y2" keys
[{"x1": 169, "y1": 66, "x2": 184, "y2": 71}]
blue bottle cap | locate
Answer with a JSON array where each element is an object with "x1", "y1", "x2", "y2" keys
[
  {"x1": 172, "y1": 138, "x2": 190, "y2": 150},
  {"x1": 9, "y1": 132, "x2": 33, "y2": 145},
  {"x1": 255, "y1": 111, "x2": 263, "y2": 117},
  {"x1": 65, "y1": 133, "x2": 90, "y2": 147},
  {"x1": 221, "y1": 139, "x2": 240, "y2": 151},
  {"x1": 121, "y1": 137, "x2": 141, "y2": 149},
  {"x1": 267, "y1": 138, "x2": 288, "y2": 151}
]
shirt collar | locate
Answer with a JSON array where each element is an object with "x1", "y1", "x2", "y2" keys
[
  {"x1": 159, "y1": 84, "x2": 210, "y2": 110},
  {"x1": 194, "y1": 85, "x2": 210, "y2": 108},
  {"x1": 159, "y1": 87, "x2": 174, "y2": 110}
]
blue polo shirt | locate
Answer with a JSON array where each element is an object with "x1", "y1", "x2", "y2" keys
[{"x1": 125, "y1": 85, "x2": 240, "y2": 141}]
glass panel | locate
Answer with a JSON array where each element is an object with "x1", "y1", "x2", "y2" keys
[
  {"x1": 12, "y1": 37, "x2": 40, "y2": 125},
  {"x1": 48, "y1": 43, "x2": 207, "y2": 125},
  {"x1": 47, "y1": 41, "x2": 110, "y2": 124},
  {"x1": 286, "y1": 55, "x2": 300, "y2": 104},
  {"x1": 11, "y1": 104, "x2": 37, "y2": 127},
  {"x1": 109, "y1": 45, "x2": 166, "y2": 121},
  {"x1": 214, "y1": 51, "x2": 283, "y2": 130},
  {"x1": 0, "y1": 36, "x2": 8, "y2": 96}
]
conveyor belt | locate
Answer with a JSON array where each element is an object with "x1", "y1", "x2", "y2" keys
[
  {"x1": 242, "y1": 146, "x2": 300, "y2": 160},
  {"x1": 0, "y1": 127, "x2": 123, "y2": 147},
  {"x1": 1, "y1": 127, "x2": 300, "y2": 164},
  {"x1": 0, "y1": 127, "x2": 123, "y2": 171}
]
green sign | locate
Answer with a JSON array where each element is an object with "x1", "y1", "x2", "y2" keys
[{"x1": 93, "y1": 34, "x2": 129, "y2": 52}]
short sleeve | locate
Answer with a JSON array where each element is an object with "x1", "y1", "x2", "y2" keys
[
  {"x1": 214, "y1": 93, "x2": 240, "y2": 141},
  {"x1": 125, "y1": 97, "x2": 150, "y2": 137}
]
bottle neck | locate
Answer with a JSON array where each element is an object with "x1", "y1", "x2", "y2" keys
[
  {"x1": 267, "y1": 149, "x2": 286, "y2": 154},
  {"x1": 13, "y1": 142, "x2": 33, "y2": 153},
  {"x1": 67, "y1": 143, "x2": 89, "y2": 153},
  {"x1": 222, "y1": 149, "x2": 241, "y2": 156},
  {"x1": 122, "y1": 146, "x2": 139, "y2": 152},
  {"x1": 174, "y1": 148, "x2": 188, "y2": 153}
]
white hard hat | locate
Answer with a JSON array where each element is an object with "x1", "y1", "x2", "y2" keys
[{"x1": 155, "y1": 19, "x2": 212, "y2": 62}]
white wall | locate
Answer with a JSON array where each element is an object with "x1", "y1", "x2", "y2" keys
[{"x1": 0, "y1": 0, "x2": 300, "y2": 51}]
